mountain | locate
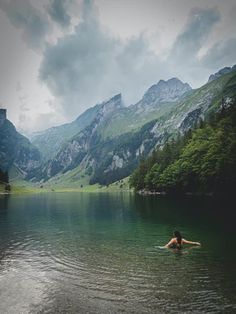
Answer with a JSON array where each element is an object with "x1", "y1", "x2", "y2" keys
[
  {"x1": 27, "y1": 67, "x2": 236, "y2": 186},
  {"x1": 28, "y1": 93, "x2": 124, "y2": 181},
  {"x1": 130, "y1": 98, "x2": 236, "y2": 196},
  {"x1": 91, "y1": 69, "x2": 236, "y2": 185},
  {"x1": 32, "y1": 78, "x2": 191, "y2": 154},
  {"x1": 208, "y1": 64, "x2": 236, "y2": 82},
  {"x1": 97, "y1": 78, "x2": 192, "y2": 139},
  {"x1": 0, "y1": 109, "x2": 41, "y2": 176},
  {"x1": 141, "y1": 78, "x2": 191, "y2": 103},
  {"x1": 31, "y1": 103, "x2": 102, "y2": 161},
  {"x1": 28, "y1": 79, "x2": 191, "y2": 182}
]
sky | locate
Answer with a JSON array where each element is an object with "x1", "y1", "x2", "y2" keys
[{"x1": 0, "y1": 0, "x2": 236, "y2": 134}]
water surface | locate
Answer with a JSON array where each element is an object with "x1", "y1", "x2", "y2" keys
[{"x1": 0, "y1": 193, "x2": 235, "y2": 313}]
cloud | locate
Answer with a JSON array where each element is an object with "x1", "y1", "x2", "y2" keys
[
  {"x1": 201, "y1": 37, "x2": 236, "y2": 69},
  {"x1": 169, "y1": 7, "x2": 220, "y2": 65},
  {"x1": 40, "y1": 4, "x2": 225, "y2": 120},
  {"x1": 2, "y1": 1, "x2": 234, "y2": 132},
  {"x1": 164, "y1": 7, "x2": 223, "y2": 86},
  {"x1": 39, "y1": 0, "x2": 165, "y2": 118},
  {"x1": 39, "y1": 2, "x2": 115, "y2": 115},
  {"x1": 0, "y1": 0, "x2": 51, "y2": 51},
  {"x1": 18, "y1": 111, "x2": 64, "y2": 136},
  {"x1": 47, "y1": 0, "x2": 71, "y2": 28}
]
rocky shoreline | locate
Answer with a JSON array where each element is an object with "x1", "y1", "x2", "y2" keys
[{"x1": 138, "y1": 189, "x2": 213, "y2": 196}]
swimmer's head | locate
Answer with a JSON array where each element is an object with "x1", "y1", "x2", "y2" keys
[{"x1": 173, "y1": 230, "x2": 182, "y2": 243}]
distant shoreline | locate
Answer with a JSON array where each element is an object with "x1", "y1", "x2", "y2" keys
[
  {"x1": 0, "y1": 184, "x2": 133, "y2": 195},
  {"x1": 137, "y1": 189, "x2": 219, "y2": 197}
]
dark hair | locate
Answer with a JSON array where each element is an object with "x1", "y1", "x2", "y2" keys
[{"x1": 173, "y1": 230, "x2": 182, "y2": 244}]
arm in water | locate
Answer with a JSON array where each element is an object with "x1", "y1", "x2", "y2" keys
[
  {"x1": 182, "y1": 239, "x2": 201, "y2": 246},
  {"x1": 163, "y1": 230, "x2": 201, "y2": 248}
]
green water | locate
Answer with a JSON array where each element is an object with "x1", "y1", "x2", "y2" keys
[{"x1": 0, "y1": 193, "x2": 235, "y2": 313}]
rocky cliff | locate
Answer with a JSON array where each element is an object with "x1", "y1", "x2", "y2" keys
[
  {"x1": 24, "y1": 67, "x2": 236, "y2": 185},
  {"x1": 208, "y1": 64, "x2": 236, "y2": 82},
  {"x1": 28, "y1": 94, "x2": 124, "y2": 181},
  {"x1": 141, "y1": 78, "x2": 191, "y2": 104},
  {"x1": 0, "y1": 111, "x2": 41, "y2": 175}
]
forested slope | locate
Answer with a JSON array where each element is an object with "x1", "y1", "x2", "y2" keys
[{"x1": 130, "y1": 101, "x2": 236, "y2": 196}]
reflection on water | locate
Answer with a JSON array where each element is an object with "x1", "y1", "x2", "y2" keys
[{"x1": 0, "y1": 193, "x2": 235, "y2": 313}]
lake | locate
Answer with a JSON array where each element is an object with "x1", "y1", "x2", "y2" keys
[{"x1": 0, "y1": 192, "x2": 235, "y2": 313}]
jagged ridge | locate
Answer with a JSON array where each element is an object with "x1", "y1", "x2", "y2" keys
[{"x1": 27, "y1": 69, "x2": 236, "y2": 185}]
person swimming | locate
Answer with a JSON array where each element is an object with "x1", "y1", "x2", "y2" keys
[{"x1": 164, "y1": 230, "x2": 201, "y2": 249}]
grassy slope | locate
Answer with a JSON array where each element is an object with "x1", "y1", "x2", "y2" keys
[
  {"x1": 97, "y1": 101, "x2": 178, "y2": 139},
  {"x1": 6, "y1": 174, "x2": 132, "y2": 195},
  {"x1": 150, "y1": 70, "x2": 236, "y2": 138},
  {"x1": 106, "y1": 71, "x2": 236, "y2": 141},
  {"x1": 32, "y1": 105, "x2": 100, "y2": 160},
  {"x1": 3, "y1": 159, "x2": 132, "y2": 194},
  {"x1": 30, "y1": 71, "x2": 236, "y2": 189},
  {"x1": 6, "y1": 71, "x2": 236, "y2": 194},
  {"x1": 174, "y1": 71, "x2": 236, "y2": 118}
]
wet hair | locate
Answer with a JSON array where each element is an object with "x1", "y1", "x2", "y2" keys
[{"x1": 173, "y1": 230, "x2": 182, "y2": 244}]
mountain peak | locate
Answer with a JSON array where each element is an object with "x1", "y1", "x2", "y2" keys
[
  {"x1": 208, "y1": 64, "x2": 236, "y2": 82},
  {"x1": 143, "y1": 78, "x2": 191, "y2": 103},
  {"x1": 106, "y1": 93, "x2": 122, "y2": 105},
  {"x1": 101, "y1": 93, "x2": 123, "y2": 112}
]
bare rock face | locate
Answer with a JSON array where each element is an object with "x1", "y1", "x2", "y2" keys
[
  {"x1": 0, "y1": 115, "x2": 41, "y2": 174},
  {"x1": 208, "y1": 65, "x2": 236, "y2": 82},
  {"x1": 25, "y1": 67, "x2": 236, "y2": 186},
  {"x1": 142, "y1": 78, "x2": 192, "y2": 104},
  {"x1": 180, "y1": 108, "x2": 202, "y2": 133},
  {"x1": 105, "y1": 155, "x2": 124, "y2": 173},
  {"x1": 32, "y1": 94, "x2": 124, "y2": 181}
]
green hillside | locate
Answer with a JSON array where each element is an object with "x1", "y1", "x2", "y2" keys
[
  {"x1": 31, "y1": 104, "x2": 101, "y2": 160},
  {"x1": 89, "y1": 70, "x2": 236, "y2": 185},
  {"x1": 150, "y1": 70, "x2": 236, "y2": 138},
  {"x1": 96, "y1": 100, "x2": 179, "y2": 139},
  {"x1": 29, "y1": 69, "x2": 236, "y2": 187},
  {"x1": 130, "y1": 99, "x2": 236, "y2": 196}
]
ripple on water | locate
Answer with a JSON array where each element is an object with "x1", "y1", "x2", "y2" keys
[{"x1": 0, "y1": 193, "x2": 236, "y2": 313}]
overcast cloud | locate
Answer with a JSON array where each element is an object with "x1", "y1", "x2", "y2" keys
[
  {"x1": 201, "y1": 37, "x2": 236, "y2": 69},
  {"x1": 0, "y1": 0, "x2": 236, "y2": 132},
  {"x1": 48, "y1": 0, "x2": 72, "y2": 28},
  {"x1": 0, "y1": 0, "x2": 51, "y2": 51},
  {"x1": 39, "y1": 2, "x2": 164, "y2": 116},
  {"x1": 169, "y1": 7, "x2": 220, "y2": 65},
  {"x1": 39, "y1": 3, "x2": 223, "y2": 118}
]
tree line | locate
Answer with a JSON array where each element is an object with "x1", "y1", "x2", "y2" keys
[
  {"x1": 130, "y1": 101, "x2": 236, "y2": 196},
  {"x1": 0, "y1": 168, "x2": 10, "y2": 191},
  {"x1": 0, "y1": 169, "x2": 9, "y2": 184}
]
